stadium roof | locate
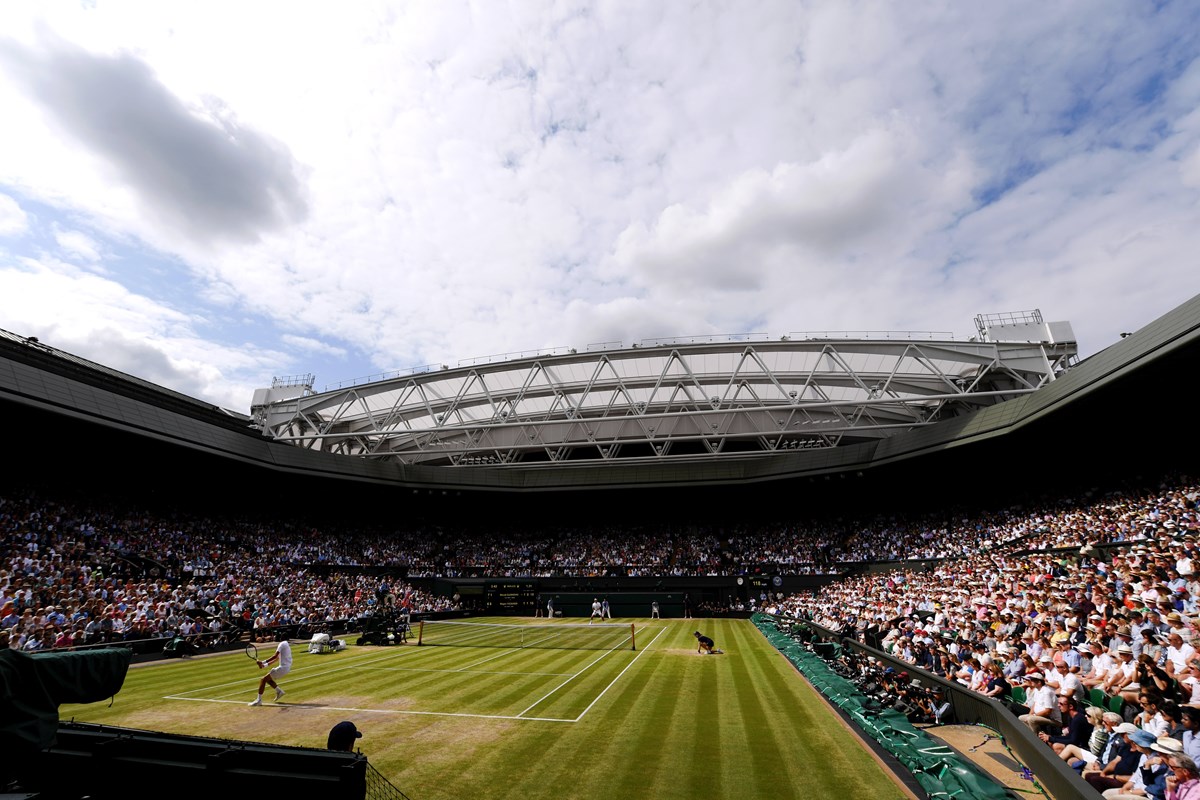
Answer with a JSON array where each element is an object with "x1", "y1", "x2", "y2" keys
[
  {"x1": 251, "y1": 311, "x2": 1078, "y2": 468},
  {"x1": 3, "y1": 297, "x2": 1199, "y2": 492}
]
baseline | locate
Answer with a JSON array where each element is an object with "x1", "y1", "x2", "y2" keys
[{"x1": 159, "y1": 695, "x2": 577, "y2": 723}]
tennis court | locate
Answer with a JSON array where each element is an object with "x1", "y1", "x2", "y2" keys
[
  {"x1": 59, "y1": 619, "x2": 907, "y2": 800},
  {"x1": 166, "y1": 621, "x2": 662, "y2": 722}
]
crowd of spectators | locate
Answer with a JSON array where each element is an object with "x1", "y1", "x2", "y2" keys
[
  {"x1": 0, "y1": 490, "x2": 460, "y2": 654},
  {"x1": 3, "y1": 474, "x2": 1196, "y2": 658},
  {"x1": 769, "y1": 475, "x2": 1200, "y2": 795},
  {"x1": 8, "y1": 469, "x2": 1200, "y2": 793}
]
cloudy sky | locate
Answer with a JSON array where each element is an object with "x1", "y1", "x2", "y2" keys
[{"x1": 2, "y1": 2, "x2": 1199, "y2": 412}]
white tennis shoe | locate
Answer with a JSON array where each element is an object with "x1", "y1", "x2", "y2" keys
[
  {"x1": 274, "y1": 688, "x2": 286, "y2": 701},
  {"x1": 248, "y1": 698, "x2": 262, "y2": 706}
]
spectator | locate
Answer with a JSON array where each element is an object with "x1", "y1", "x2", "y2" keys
[
  {"x1": 1020, "y1": 672, "x2": 1060, "y2": 733},
  {"x1": 327, "y1": 721, "x2": 363, "y2": 752},
  {"x1": 1039, "y1": 696, "x2": 1092, "y2": 754}
]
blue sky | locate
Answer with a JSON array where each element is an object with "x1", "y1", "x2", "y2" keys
[{"x1": 2, "y1": 1, "x2": 1200, "y2": 411}]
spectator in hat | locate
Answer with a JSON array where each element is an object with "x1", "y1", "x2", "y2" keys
[
  {"x1": 1084, "y1": 723, "x2": 1142, "y2": 792},
  {"x1": 1106, "y1": 646, "x2": 1140, "y2": 696},
  {"x1": 1148, "y1": 610, "x2": 1172, "y2": 639},
  {"x1": 1094, "y1": 728, "x2": 1167, "y2": 798},
  {"x1": 1019, "y1": 672, "x2": 1060, "y2": 733},
  {"x1": 327, "y1": 721, "x2": 362, "y2": 752}
]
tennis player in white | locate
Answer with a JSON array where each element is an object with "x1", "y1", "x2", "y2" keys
[{"x1": 249, "y1": 639, "x2": 292, "y2": 705}]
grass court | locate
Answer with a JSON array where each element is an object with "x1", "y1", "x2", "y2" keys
[{"x1": 58, "y1": 618, "x2": 905, "y2": 800}]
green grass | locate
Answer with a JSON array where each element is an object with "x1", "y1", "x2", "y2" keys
[{"x1": 59, "y1": 618, "x2": 905, "y2": 800}]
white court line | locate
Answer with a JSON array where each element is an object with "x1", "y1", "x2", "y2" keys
[
  {"x1": 159, "y1": 695, "x2": 575, "y2": 723},
  {"x1": 455, "y1": 647, "x2": 526, "y2": 671},
  {"x1": 513, "y1": 634, "x2": 647, "y2": 718},
  {"x1": 164, "y1": 630, "x2": 657, "y2": 718},
  {"x1": 571, "y1": 626, "x2": 666, "y2": 722},
  {"x1": 367, "y1": 667, "x2": 576, "y2": 677},
  {"x1": 170, "y1": 643, "x2": 428, "y2": 698}
]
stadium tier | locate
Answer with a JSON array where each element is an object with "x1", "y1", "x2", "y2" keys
[{"x1": 416, "y1": 620, "x2": 637, "y2": 650}]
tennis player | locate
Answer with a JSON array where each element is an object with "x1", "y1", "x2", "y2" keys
[
  {"x1": 249, "y1": 638, "x2": 293, "y2": 705},
  {"x1": 590, "y1": 598, "x2": 603, "y2": 623},
  {"x1": 694, "y1": 631, "x2": 723, "y2": 655}
]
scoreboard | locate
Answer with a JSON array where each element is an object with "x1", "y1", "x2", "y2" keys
[{"x1": 484, "y1": 580, "x2": 536, "y2": 613}]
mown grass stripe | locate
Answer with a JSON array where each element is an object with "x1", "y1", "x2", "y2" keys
[{"x1": 58, "y1": 619, "x2": 907, "y2": 800}]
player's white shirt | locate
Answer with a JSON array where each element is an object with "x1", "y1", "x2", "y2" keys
[{"x1": 276, "y1": 639, "x2": 293, "y2": 670}]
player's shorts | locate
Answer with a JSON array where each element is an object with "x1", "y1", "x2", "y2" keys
[{"x1": 270, "y1": 665, "x2": 290, "y2": 679}]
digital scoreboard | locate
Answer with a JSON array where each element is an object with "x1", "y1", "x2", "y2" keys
[{"x1": 484, "y1": 580, "x2": 536, "y2": 613}]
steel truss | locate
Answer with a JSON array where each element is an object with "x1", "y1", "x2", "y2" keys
[{"x1": 253, "y1": 337, "x2": 1076, "y2": 467}]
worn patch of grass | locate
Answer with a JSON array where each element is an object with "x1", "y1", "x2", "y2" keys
[{"x1": 59, "y1": 619, "x2": 905, "y2": 800}]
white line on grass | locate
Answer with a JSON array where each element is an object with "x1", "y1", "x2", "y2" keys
[
  {"x1": 455, "y1": 647, "x2": 526, "y2": 671},
  {"x1": 169, "y1": 644, "x2": 427, "y2": 698},
  {"x1": 159, "y1": 695, "x2": 576, "y2": 723},
  {"x1": 367, "y1": 667, "x2": 576, "y2": 677},
  {"x1": 513, "y1": 632, "x2": 651, "y2": 719},
  {"x1": 571, "y1": 625, "x2": 667, "y2": 722},
  {"x1": 164, "y1": 630, "x2": 655, "y2": 719}
]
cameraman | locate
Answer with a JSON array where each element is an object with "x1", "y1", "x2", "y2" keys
[{"x1": 909, "y1": 685, "x2": 948, "y2": 725}]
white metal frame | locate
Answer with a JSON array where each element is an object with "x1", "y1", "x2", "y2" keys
[{"x1": 253, "y1": 336, "x2": 1076, "y2": 467}]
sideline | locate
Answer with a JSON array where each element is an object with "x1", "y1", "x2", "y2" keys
[{"x1": 773, "y1": 648, "x2": 922, "y2": 800}]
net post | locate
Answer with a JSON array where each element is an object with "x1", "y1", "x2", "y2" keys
[
  {"x1": 630, "y1": 622, "x2": 636, "y2": 651},
  {"x1": 417, "y1": 620, "x2": 425, "y2": 646}
]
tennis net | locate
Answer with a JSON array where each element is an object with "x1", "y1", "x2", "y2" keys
[{"x1": 417, "y1": 620, "x2": 636, "y2": 650}]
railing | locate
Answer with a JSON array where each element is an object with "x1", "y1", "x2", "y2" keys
[{"x1": 799, "y1": 619, "x2": 1099, "y2": 800}]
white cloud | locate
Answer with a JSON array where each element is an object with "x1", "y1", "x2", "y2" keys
[
  {"x1": 1, "y1": 2, "x2": 1199, "y2": 407},
  {"x1": 53, "y1": 227, "x2": 102, "y2": 262},
  {"x1": 0, "y1": 256, "x2": 283, "y2": 410},
  {"x1": 280, "y1": 334, "x2": 347, "y2": 358},
  {"x1": 0, "y1": 192, "x2": 28, "y2": 236}
]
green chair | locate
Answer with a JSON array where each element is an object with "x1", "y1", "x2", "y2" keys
[
  {"x1": 1088, "y1": 688, "x2": 1108, "y2": 709},
  {"x1": 1108, "y1": 695, "x2": 1124, "y2": 716}
]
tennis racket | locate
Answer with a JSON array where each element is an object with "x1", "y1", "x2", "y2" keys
[{"x1": 245, "y1": 642, "x2": 261, "y2": 666}]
